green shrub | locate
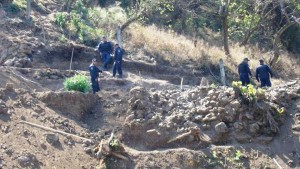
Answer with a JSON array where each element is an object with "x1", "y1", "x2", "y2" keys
[
  {"x1": 4, "y1": 0, "x2": 26, "y2": 14},
  {"x1": 6, "y1": 3, "x2": 21, "y2": 14},
  {"x1": 63, "y1": 74, "x2": 91, "y2": 93},
  {"x1": 232, "y1": 81, "x2": 266, "y2": 103},
  {"x1": 59, "y1": 34, "x2": 68, "y2": 43},
  {"x1": 54, "y1": 5, "x2": 124, "y2": 46},
  {"x1": 55, "y1": 12, "x2": 68, "y2": 29}
]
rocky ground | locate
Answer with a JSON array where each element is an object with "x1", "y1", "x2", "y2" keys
[
  {"x1": 1, "y1": 0, "x2": 300, "y2": 168},
  {"x1": 0, "y1": 65, "x2": 300, "y2": 169}
]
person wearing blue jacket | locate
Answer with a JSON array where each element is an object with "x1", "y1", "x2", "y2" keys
[
  {"x1": 256, "y1": 59, "x2": 273, "y2": 87},
  {"x1": 97, "y1": 36, "x2": 113, "y2": 70},
  {"x1": 113, "y1": 44, "x2": 123, "y2": 78},
  {"x1": 238, "y1": 58, "x2": 252, "y2": 86},
  {"x1": 89, "y1": 59, "x2": 102, "y2": 93}
]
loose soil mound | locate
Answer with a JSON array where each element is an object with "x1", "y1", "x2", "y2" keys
[{"x1": 36, "y1": 91, "x2": 98, "y2": 119}]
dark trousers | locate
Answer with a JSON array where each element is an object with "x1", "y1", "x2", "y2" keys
[
  {"x1": 113, "y1": 61, "x2": 122, "y2": 77},
  {"x1": 260, "y1": 78, "x2": 271, "y2": 87},
  {"x1": 91, "y1": 77, "x2": 100, "y2": 93},
  {"x1": 101, "y1": 53, "x2": 110, "y2": 69},
  {"x1": 239, "y1": 74, "x2": 250, "y2": 86}
]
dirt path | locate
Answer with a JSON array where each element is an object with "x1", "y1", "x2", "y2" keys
[{"x1": 270, "y1": 99, "x2": 300, "y2": 168}]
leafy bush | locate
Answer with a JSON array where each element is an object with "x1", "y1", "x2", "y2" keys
[
  {"x1": 54, "y1": 4, "x2": 125, "y2": 46},
  {"x1": 5, "y1": 0, "x2": 26, "y2": 14},
  {"x1": 232, "y1": 81, "x2": 266, "y2": 103},
  {"x1": 55, "y1": 12, "x2": 67, "y2": 29},
  {"x1": 63, "y1": 74, "x2": 91, "y2": 93},
  {"x1": 74, "y1": 0, "x2": 88, "y2": 18}
]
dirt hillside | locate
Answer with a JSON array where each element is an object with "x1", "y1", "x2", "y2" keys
[{"x1": 1, "y1": 0, "x2": 300, "y2": 169}]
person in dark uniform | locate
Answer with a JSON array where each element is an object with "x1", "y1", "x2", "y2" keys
[
  {"x1": 89, "y1": 59, "x2": 102, "y2": 93},
  {"x1": 238, "y1": 58, "x2": 252, "y2": 86},
  {"x1": 256, "y1": 59, "x2": 273, "y2": 87},
  {"x1": 112, "y1": 44, "x2": 123, "y2": 78},
  {"x1": 97, "y1": 36, "x2": 113, "y2": 70}
]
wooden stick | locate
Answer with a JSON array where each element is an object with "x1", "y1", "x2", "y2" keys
[
  {"x1": 219, "y1": 59, "x2": 226, "y2": 86},
  {"x1": 180, "y1": 77, "x2": 183, "y2": 91},
  {"x1": 41, "y1": 25, "x2": 46, "y2": 44},
  {"x1": 272, "y1": 158, "x2": 283, "y2": 169},
  {"x1": 139, "y1": 71, "x2": 142, "y2": 85},
  {"x1": 19, "y1": 120, "x2": 92, "y2": 142},
  {"x1": 69, "y1": 47, "x2": 75, "y2": 71}
]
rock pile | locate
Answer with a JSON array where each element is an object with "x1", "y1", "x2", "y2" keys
[
  {"x1": 32, "y1": 68, "x2": 76, "y2": 80},
  {"x1": 123, "y1": 81, "x2": 300, "y2": 149},
  {"x1": 0, "y1": 36, "x2": 40, "y2": 68},
  {"x1": 3, "y1": 57, "x2": 32, "y2": 68}
]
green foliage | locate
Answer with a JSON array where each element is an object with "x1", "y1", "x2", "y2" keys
[
  {"x1": 74, "y1": 0, "x2": 88, "y2": 18},
  {"x1": 5, "y1": 0, "x2": 26, "y2": 14},
  {"x1": 63, "y1": 74, "x2": 91, "y2": 93},
  {"x1": 228, "y1": 1, "x2": 260, "y2": 41},
  {"x1": 206, "y1": 150, "x2": 224, "y2": 167},
  {"x1": 55, "y1": 12, "x2": 67, "y2": 29},
  {"x1": 232, "y1": 81, "x2": 266, "y2": 102},
  {"x1": 210, "y1": 83, "x2": 217, "y2": 89},
  {"x1": 234, "y1": 150, "x2": 242, "y2": 161},
  {"x1": 54, "y1": 5, "x2": 125, "y2": 46},
  {"x1": 232, "y1": 81, "x2": 242, "y2": 88},
  {"x1": 59, "y1": 35, "x2": 68, "y2": 43},
  {"x1": 276, "y1": 107, "x2": 285, "y2": 115},
  {"x1": 257, "y1": 88, "x2": 265, "y2": 95},
  {"x1": 109, "y1": 138, "x2": 121, "y2": 150}
]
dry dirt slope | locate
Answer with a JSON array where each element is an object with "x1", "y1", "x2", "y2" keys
[
  {"x1": 0, "y1": 65, "x2": 300, "y2": 169},
  {"x1": 0, "y1": 0, "x2": 300, "y2": 168}
]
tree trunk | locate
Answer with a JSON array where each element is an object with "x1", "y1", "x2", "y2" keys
[
  {"x1": 270, "y1": 22, "x2": 296, "y2": 66},
  {"x1": 116, "y1": 26, "x2": 122, "y2": 48},
  {"x1": 222, "y1": 14, "x2": 230, "y2": 56},
  {"x1": 219, "y1": 0, "x2": 231, "y2": 56},
  {"x1": 26, "y1": 0, "x2": 31, "y2": 20}
]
